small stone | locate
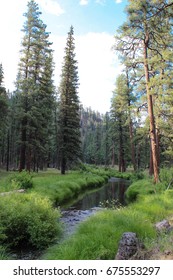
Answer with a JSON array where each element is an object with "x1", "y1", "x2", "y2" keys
[{"x1": 155, "y1": 220, "x2": 171, "y2": 232}]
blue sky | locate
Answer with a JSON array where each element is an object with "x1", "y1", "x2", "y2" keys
[
  {"x1": 0, "y1": 0, "x2": 128, "y2": 113},
  {"x1": 40, "y1": 0, "x2": 128, "y2": 35}
]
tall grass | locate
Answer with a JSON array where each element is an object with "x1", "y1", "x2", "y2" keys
[
  {"x1": 41, "y1": 189, "x2": 173, "y2": 260},
  {"x1": 0, "y1": 246, "x2": 9, "y2": 260},
  {"x1": 30, "y1": 171, "x2": 106, "y2": 205},
  {"x1": 42, "y1": 208, "x2": 156, "y2": 260},
  {"x1": 0, "y1": 169, "x2": 108, "y2": 205},
  {"x1": 125, "y1": 179, "x2": 166, "y2": 202}
]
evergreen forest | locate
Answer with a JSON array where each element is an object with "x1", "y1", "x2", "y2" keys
[
  {"x1": 1, "y1": 0, "x2": 173, "y2": 261},
  {"x1": 0, "y1": 0, "x2": 173, "y2": 178}
]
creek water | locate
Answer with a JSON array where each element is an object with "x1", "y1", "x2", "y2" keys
[
  {"x1": 14, "y1": 178, "x2": 130, "y2": 259},
  {"x1": 60, "y1": 178, "x2": 130, "y2": 238}
]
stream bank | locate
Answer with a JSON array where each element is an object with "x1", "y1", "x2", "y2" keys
[
  {"x1": 11, "y1": 177, "x2": 130, "y2": 259},
  {"x1": 60, "y1": 178, "x2": 130, "y2": 239}
]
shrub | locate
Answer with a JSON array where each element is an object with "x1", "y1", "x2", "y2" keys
[
  {"x1": 0, "y1": 193, "x2": 62, "y2": 250},
  {"x1": 130, "y1": 171, "x2": 145, "y2": 181},
  {"x1": 10, "y1": 171, "x2": 33, "y2": 190}
]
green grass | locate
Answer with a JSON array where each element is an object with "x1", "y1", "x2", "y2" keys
[
  {"x1": 0, "y1": 167, "x2": 114, "y2": 258},
  {"x1": 0, "y1": 166, "x2": 133, "y2": 205},
  {"x1": 125, "y1": 179, "x2": 166, "y2": 202},
  {"x1": 30, "y1": 171, "x2": 106, "y2": 205},
  {"x1": 0, "y1": 166, "x2": 146, "y2": 259},
  {"x1": 0, "y1": 169, "x2": 107, "y2": 205},
  {"x1": 41, "y1": 189, "x2": 173, "y2": 260},
  {"x1": 41, "y1": 207, "x2": 156, "y2": 260},
  {"x1": 0, "y1": 246, "x2": 9, "y2": 260}
]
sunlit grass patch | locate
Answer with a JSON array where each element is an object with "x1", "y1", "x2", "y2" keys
[{"x1": 125, "y1": 179, "x2": 165, "y2": 202}]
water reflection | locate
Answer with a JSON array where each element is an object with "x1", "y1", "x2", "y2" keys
[
  {"x1": 60, "y1": 178, "x2": 130, "y2": 239},
  {"x1": 71, "y1": 179, "x2": 129, "y2": 210}
]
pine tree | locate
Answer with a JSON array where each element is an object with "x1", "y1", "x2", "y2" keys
[
  {"x1": 110, "y1": 74, "x2": 130, "y2": 172},
  {"x1": 58, "y1": 26, "x2": 81, "y2": 174},
  {"x1": 16, "y1": 0, "x2": 55, "y2": 171},
  {"x1": 0, "y1": 64, "x2": 8, "y2": 128},
  {"x1": 0, "y1": 64, "x2": 8, "y2": 169},
  {"x1": 114, "y1": 0, "x2": 173, "y2": 182}
]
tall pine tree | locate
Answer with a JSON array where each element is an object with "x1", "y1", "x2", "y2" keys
[
  {"x1": 58, "y1": 26, "x2": 81, "y2": 174},
  {"x1": 16, "y1": 0, "x2": 55, "y2": 171}
]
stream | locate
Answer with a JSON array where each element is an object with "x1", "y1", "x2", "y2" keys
[
  {"x1": 60, "y1": 177, "x2": 130, "y2": 238},
  {"x1": 13, "y1": 177, "x2": 130, "y2": 259}
]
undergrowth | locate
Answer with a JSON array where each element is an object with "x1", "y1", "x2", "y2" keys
[{"x1": 0, "y1": 193, "x2": 62, "y2": 251}]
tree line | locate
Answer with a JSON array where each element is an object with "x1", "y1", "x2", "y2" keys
[{"x1": 0, "y1": 0, "x2": 173, "y2": 179}]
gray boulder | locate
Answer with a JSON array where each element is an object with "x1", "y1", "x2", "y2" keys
[{"x1": 115, "y1": 232, "x2": 143, "y2": 260}]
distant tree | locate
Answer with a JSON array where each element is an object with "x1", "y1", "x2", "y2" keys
[
  {"x1": 0, "y1": 64, "x2": 8, "y2": 128},
  {"x1": 58, "y1": 26, "x2": 81, "y2": 174},
  {"x1": 110, "y1": 75, "x2": 130, "y2": 172},
  {"x1": 0, "y1": 64, "x2": 8, "y2": 169}
]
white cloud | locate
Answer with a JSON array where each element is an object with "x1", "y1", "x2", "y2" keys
[
  {"x1": 75, "y1": 32, "x2": 122, "y2": 112},
  {"x1": 79, "y1": 0, "x2": 89, "y2": 6},
  {"x1": 115, "y1": 0, "x2": 123, "y2": 3},
  {"x1": 50, "y1": 32, "x2": 123, "y2": 113},
  {"x1": 0, "y1": 0, "x2": 64, "y2": 92},
  {"x1": 95, "y1": 0, "x2": 106, "y2": 5},
  {"x1": 37, "y1": 0, "x2": 65, "y2": 16},
  {"x1": 0, "y1": 0, "x2": 27, "y2": 90}
]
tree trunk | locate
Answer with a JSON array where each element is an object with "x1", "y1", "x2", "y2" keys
[
  {"x1": 143, "y1": 35, "x2": 159, "y2": 183},
  {"x1": 156, "y1": 121, "x2": 160, "y2": 168},
  {"x1": 112, "y1": 143, "x2": 115, "y2": 167},
  {"x1": 61, "y1": 156, "x2": 66, "y2": 175},
  {"x1": 149, "y1": 140, "x2": 154, "y2": 176},
  {"x1": 129, "y1": 118, "x2": 136, "y2": 171},
  {"x1": 119, "y1": 119, "x2": 126, "y2": 172},
  {"x1": 126, "y1": 69, "x2": 136, "y2": 171},
  {"x1": 137, "y1": 144, "x2": 141, "y2": 170},
  {"x1": 19, "y1": 119, "x2": 26, "y2": 171},
  {"x1": 6, "y1": 129, "x2": 10, "y2": 171}
]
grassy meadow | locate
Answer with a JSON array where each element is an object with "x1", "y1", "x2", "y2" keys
[{"x1": 1, "y1": 166, "x2": 173, "y2": 260}]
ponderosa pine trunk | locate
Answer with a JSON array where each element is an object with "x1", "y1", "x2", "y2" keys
[
  {"x1": 126, "y1": 69, "x2": 136, "y2": 171},
  {"x1": 143, "y1": 33, "x2": 159, "y2": 183}
]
